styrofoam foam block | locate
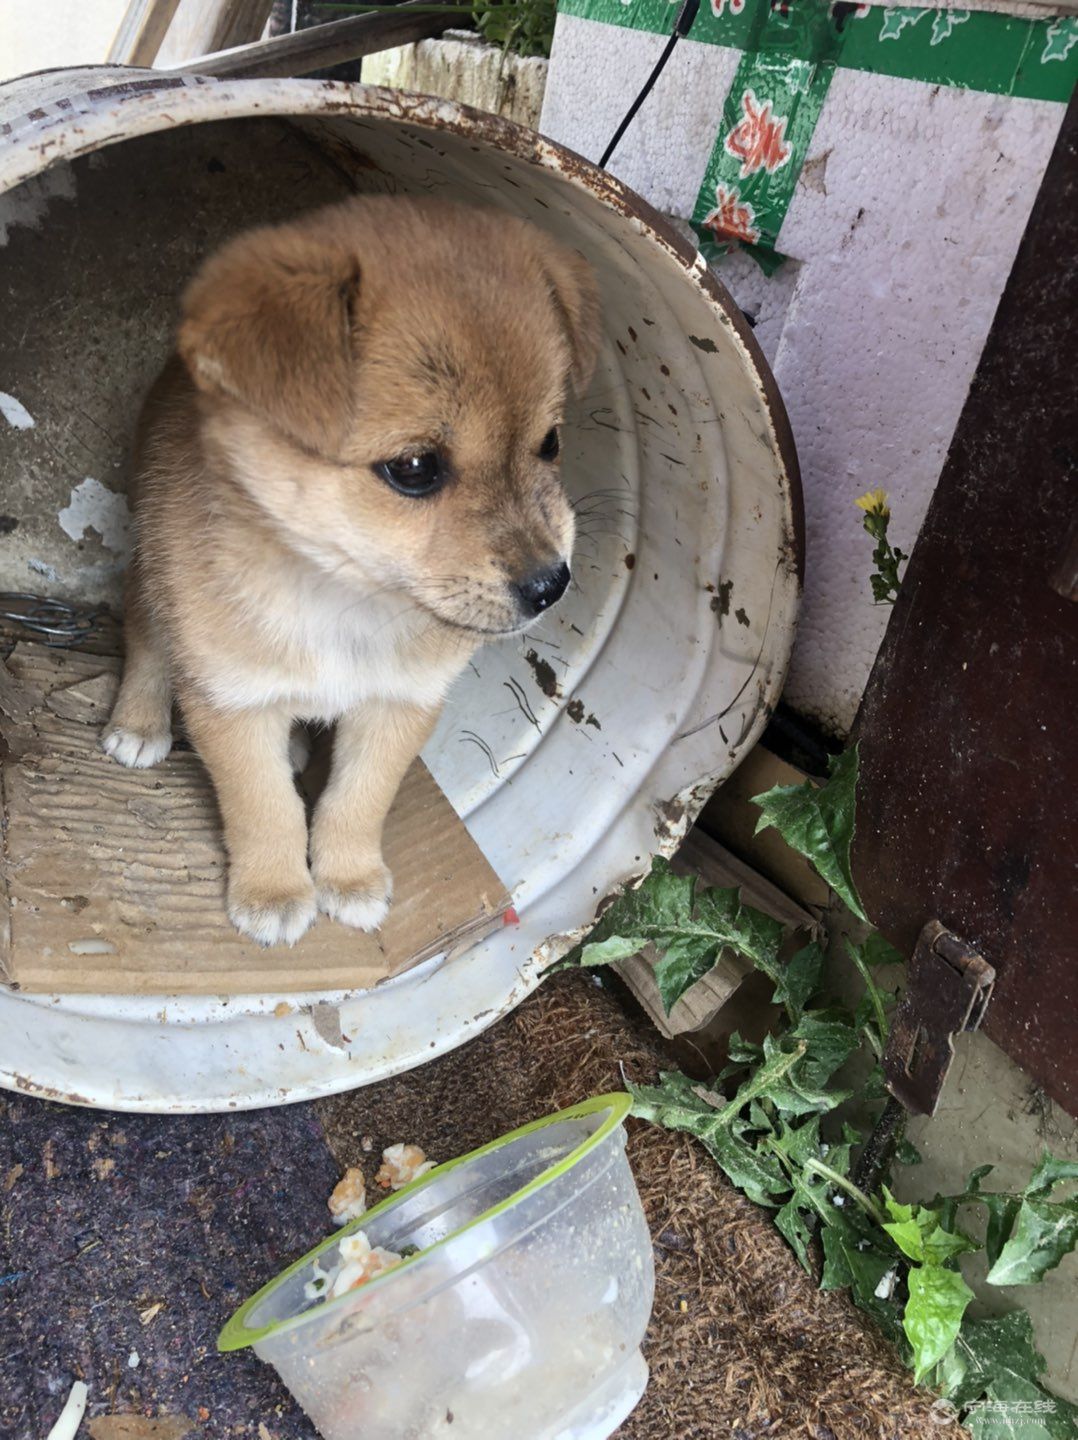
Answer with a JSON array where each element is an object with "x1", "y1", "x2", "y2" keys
[
  {"x1": 541, "y1": 18, "x2": 742, "y2": 216},
  {"x1": 541, "y1": 17, "x2": 1065, "y2": 732}
]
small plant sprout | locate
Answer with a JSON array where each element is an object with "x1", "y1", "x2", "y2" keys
[{"x1": 855, "y1": 488, "x2": 908, "y2": 605}]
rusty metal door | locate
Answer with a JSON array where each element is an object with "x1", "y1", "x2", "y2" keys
[{"x1": 852, "y1": 98, "x2": 1078, "y2": 1116}]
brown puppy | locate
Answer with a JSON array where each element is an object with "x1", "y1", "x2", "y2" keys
[{"x1": 102, "y1": 196, "x2": 600, "y2": 946}]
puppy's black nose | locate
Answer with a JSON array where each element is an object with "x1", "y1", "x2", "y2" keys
[{"x1": 513, "y1": 561, "x2": 571, "y2": 616}]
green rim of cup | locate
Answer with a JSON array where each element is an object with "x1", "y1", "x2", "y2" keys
[{"x1": 218, "y1": 1091, "x2": 632, "y2": 1352}]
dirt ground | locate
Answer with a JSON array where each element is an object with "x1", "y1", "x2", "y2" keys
[
  {"x1": 2, "y1": 966, "x2": 955, "y2": 1438},
  {"x1": 319, "y1": 971, "x2": 955, "y2": 1440}
]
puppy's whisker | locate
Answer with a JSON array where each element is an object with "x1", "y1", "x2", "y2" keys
[{"x1": 570, "y1": 486, "x2": 635, "y2": 506}]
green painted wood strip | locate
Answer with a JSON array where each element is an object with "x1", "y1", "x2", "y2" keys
[
  {"x1": 690, "y1": 0, "x2": 843, "y2": 272},
  {"x1": 554, "y1": 0, "x2": 1078, "y2": 104}
]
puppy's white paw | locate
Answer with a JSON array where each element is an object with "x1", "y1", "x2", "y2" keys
[
  {"x1": 228, "y1": 890, "x2": 317, "y2": 947},
  {"x1": 102, "y1": 725, "x2": 173, "y2": 769},
  {"x1": 317, "y1": 868, "x2": 393, "y2": 933}
]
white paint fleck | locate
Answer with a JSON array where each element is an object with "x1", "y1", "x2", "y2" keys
[
  {"x1": 0, "y1": 391, "x2": 34, "y2": 429},
  {"x1": 28, "y1": 558, "x2": 60, "y2": 582},
  {"x1": 127, "y1": 1349, "x2": 140, "y2": 1369},
  {"x1": 67, "y1": 938, "x2": 118, "y2": 956},
  {"x1": 57, "y1": 478, "x2": 132, "y2": 558},
  {"x1": 874, "y1": 1268, "x2": 897, "y2": 1300}
]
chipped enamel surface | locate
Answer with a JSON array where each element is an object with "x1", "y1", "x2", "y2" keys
[{"x1": 0, "y1": 67, "x2": 800, "y2": 1111}]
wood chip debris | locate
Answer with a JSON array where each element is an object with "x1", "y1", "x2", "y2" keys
[{"x1": 45, "y1": 1380, "x2": 88, "y2": 1440}]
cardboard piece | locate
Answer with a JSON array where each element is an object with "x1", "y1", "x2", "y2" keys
[{"x1": 0, "y1": 644, "x2": 510, "y2": 995}]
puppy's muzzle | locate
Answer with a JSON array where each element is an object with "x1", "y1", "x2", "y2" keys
[{"x1": 512, "y1": 561, "x2": 571, "y2": 618}]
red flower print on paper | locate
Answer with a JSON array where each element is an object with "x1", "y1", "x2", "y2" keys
[
  {"x1": 701, "y1": 185, "x2": 759, "y2": 246},
  {"x1": 724, "y1": 89, "x2": 792, "y2": 178},
  {"x1": 710, "y1": 0, "x2": 745, "y2": 16}
]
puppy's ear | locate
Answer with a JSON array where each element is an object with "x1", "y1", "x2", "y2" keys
[
  {"x1": 177, "y1": 225, "x2": 360, "y2": 457},
  {"x1": 544, "y1": 248, "x2": 602, "y2": 396}
]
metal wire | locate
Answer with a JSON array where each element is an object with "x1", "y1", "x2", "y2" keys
[
  {"x1": 0, "y1": 592, "x2": 106, "y2": 647},
  {"x1": 598, "y1": 0, "x2": 701, "y2": 170}
]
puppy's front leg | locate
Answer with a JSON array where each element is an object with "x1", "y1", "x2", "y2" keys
[
  {"x1": 179, "y1": 689, "x2": 316, "y2": 947},
  {"x1": 311, "y1": 700, "x2": 438, "y2": 931}
]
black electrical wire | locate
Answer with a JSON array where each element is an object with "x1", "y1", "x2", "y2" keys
[{"x1": 597, "y1": 0, "x2": 701, "y2": 170}]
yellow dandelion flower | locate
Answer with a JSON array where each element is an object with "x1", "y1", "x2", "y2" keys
[{"x1": 854, "y1": 487, "x2": 889, "y2": 517}]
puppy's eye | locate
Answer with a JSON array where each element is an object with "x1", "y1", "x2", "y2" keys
[
  {"x1": 375, "y1": 451, "x2": 445, "y2": 497},
  {"x1": 539, "y1": 427, "x2": 560, "y2": 461}
]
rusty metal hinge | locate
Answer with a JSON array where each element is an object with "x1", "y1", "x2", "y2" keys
[{"x1": 881, "y1": 920, "x2": 996, "y2": 1116}]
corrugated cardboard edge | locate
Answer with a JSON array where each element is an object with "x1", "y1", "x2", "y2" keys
[{"x1": 1, "y1": 643, "x2": 511, "y2": 995}]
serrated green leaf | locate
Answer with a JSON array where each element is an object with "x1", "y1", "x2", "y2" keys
[
  {"x1": 628, "y1": 1071, "x2": 789, "y2": 1207},
  {"x1": 770, "y1": 1114, "x2": 823, "y2": 1168},
  {"x1": 855, "y1": 931, "x2": 905, "y2": 967},
  {"x1": 985, "y1": 1198, "x2": 1078, "y2": 1287},
  {"x1": 946, "y1": 1312, "x2": 1045, "y2": 1407},
  {"x1": 752, "y1": 746, "x2": 867, "y2": 921},
  {"x1": 573, "y1": 858, "x2": 784, "y2": 1014},
  {"x1": 934, "y1": 1343, "x2": 968, "y2": 1401},
  {"x1": 937, "y1": 1165, "x2": 1020, "y2": 1266},
  {"x1": 775, "y1": 1195, "x2": 816, "y2": 1272},
  {"x1": 821, "y1": 1135, "x2": 856, "y2": 1183},
  {"x1": 766, "y1": 1017, "x2": 858, "y2": 1114},
  {"x1": 726, "y1": 1038, "x2": 810, "y2": 1118},
  {"x1": 761, "y1": 1034, "x2": 853, "y2": 1119},
  {"x1": 721, "y1": 1033, "x2": 764, "y2": 1077},
  {"x1": 651, "y1": 933, "x2": 721, "y2": 1013},
  {"x1": 818, "y1": 1222, "x2": 855, "y2": 1290},
  {"x1": 706, "y1": 1127, "x2": 791, "y2": 1208},
  {"x1": 884, "y1": 1216, "x2": 928, "y2": 1261},
  {"x1": 768, "y1": 942, "x2": 825, "y2": 1024},
  {"x1": 746, "y1": 1098, "x2": 772, "y2": 1133},
  {"x1": 904, "y1": 1265, "x2": 974, "y2": 1383},
  {"x1": 788, "y1": 1011, "x2": 862, "y2": 1088},
  {"x1": 573, "y1": 934, "x2": 644, "y2": 967},
  {"x1": 970, "y1": 1371, "x2": 1078, "y2": 1440},
  {"x1": 883, "y1": 1188, "x2": 914, "y2": 1225},
  {"x1": 766, "y1": 1117, "x2": 852, "y2": 1270},
  {"x1": 819, "y1": 1223, "x2": 905, "y2": 1344},
  {"x1": 1024, "y1": 1152, "x2": 1078, "y2": 1201},
  {"x1": 882, "y1": 1191, "x2": 976, "y2": 1266}
]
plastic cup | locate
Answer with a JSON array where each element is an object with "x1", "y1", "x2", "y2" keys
[{"x1": 219, "y1": 1094, "x2": 655, "y2": 1439}]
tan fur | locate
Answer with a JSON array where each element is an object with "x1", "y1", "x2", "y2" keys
[{"x1": 103, "y1": 196, "x2": 600, "y2": 946}]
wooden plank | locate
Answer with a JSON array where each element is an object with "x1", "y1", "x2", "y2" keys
[
  {"x1": 172, "y1": 3, "x2": 462, "y2": 79},
  {"x1": 154, "y1": 0, "x2": 277, "y2": 65},
  {"x1": 107, "y1": 0, "x2": 184, "y2": 65},
  {"x1": 853, "y1": 97, "x2": 1078, "y2": 1115},
  {"x1": 0, "y1": 645, "x2": 510, "y2": 995}
]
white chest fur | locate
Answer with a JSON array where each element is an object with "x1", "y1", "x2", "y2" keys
[{"x1": 196, "y1": 562, "x2": 468, "y2": 719}]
